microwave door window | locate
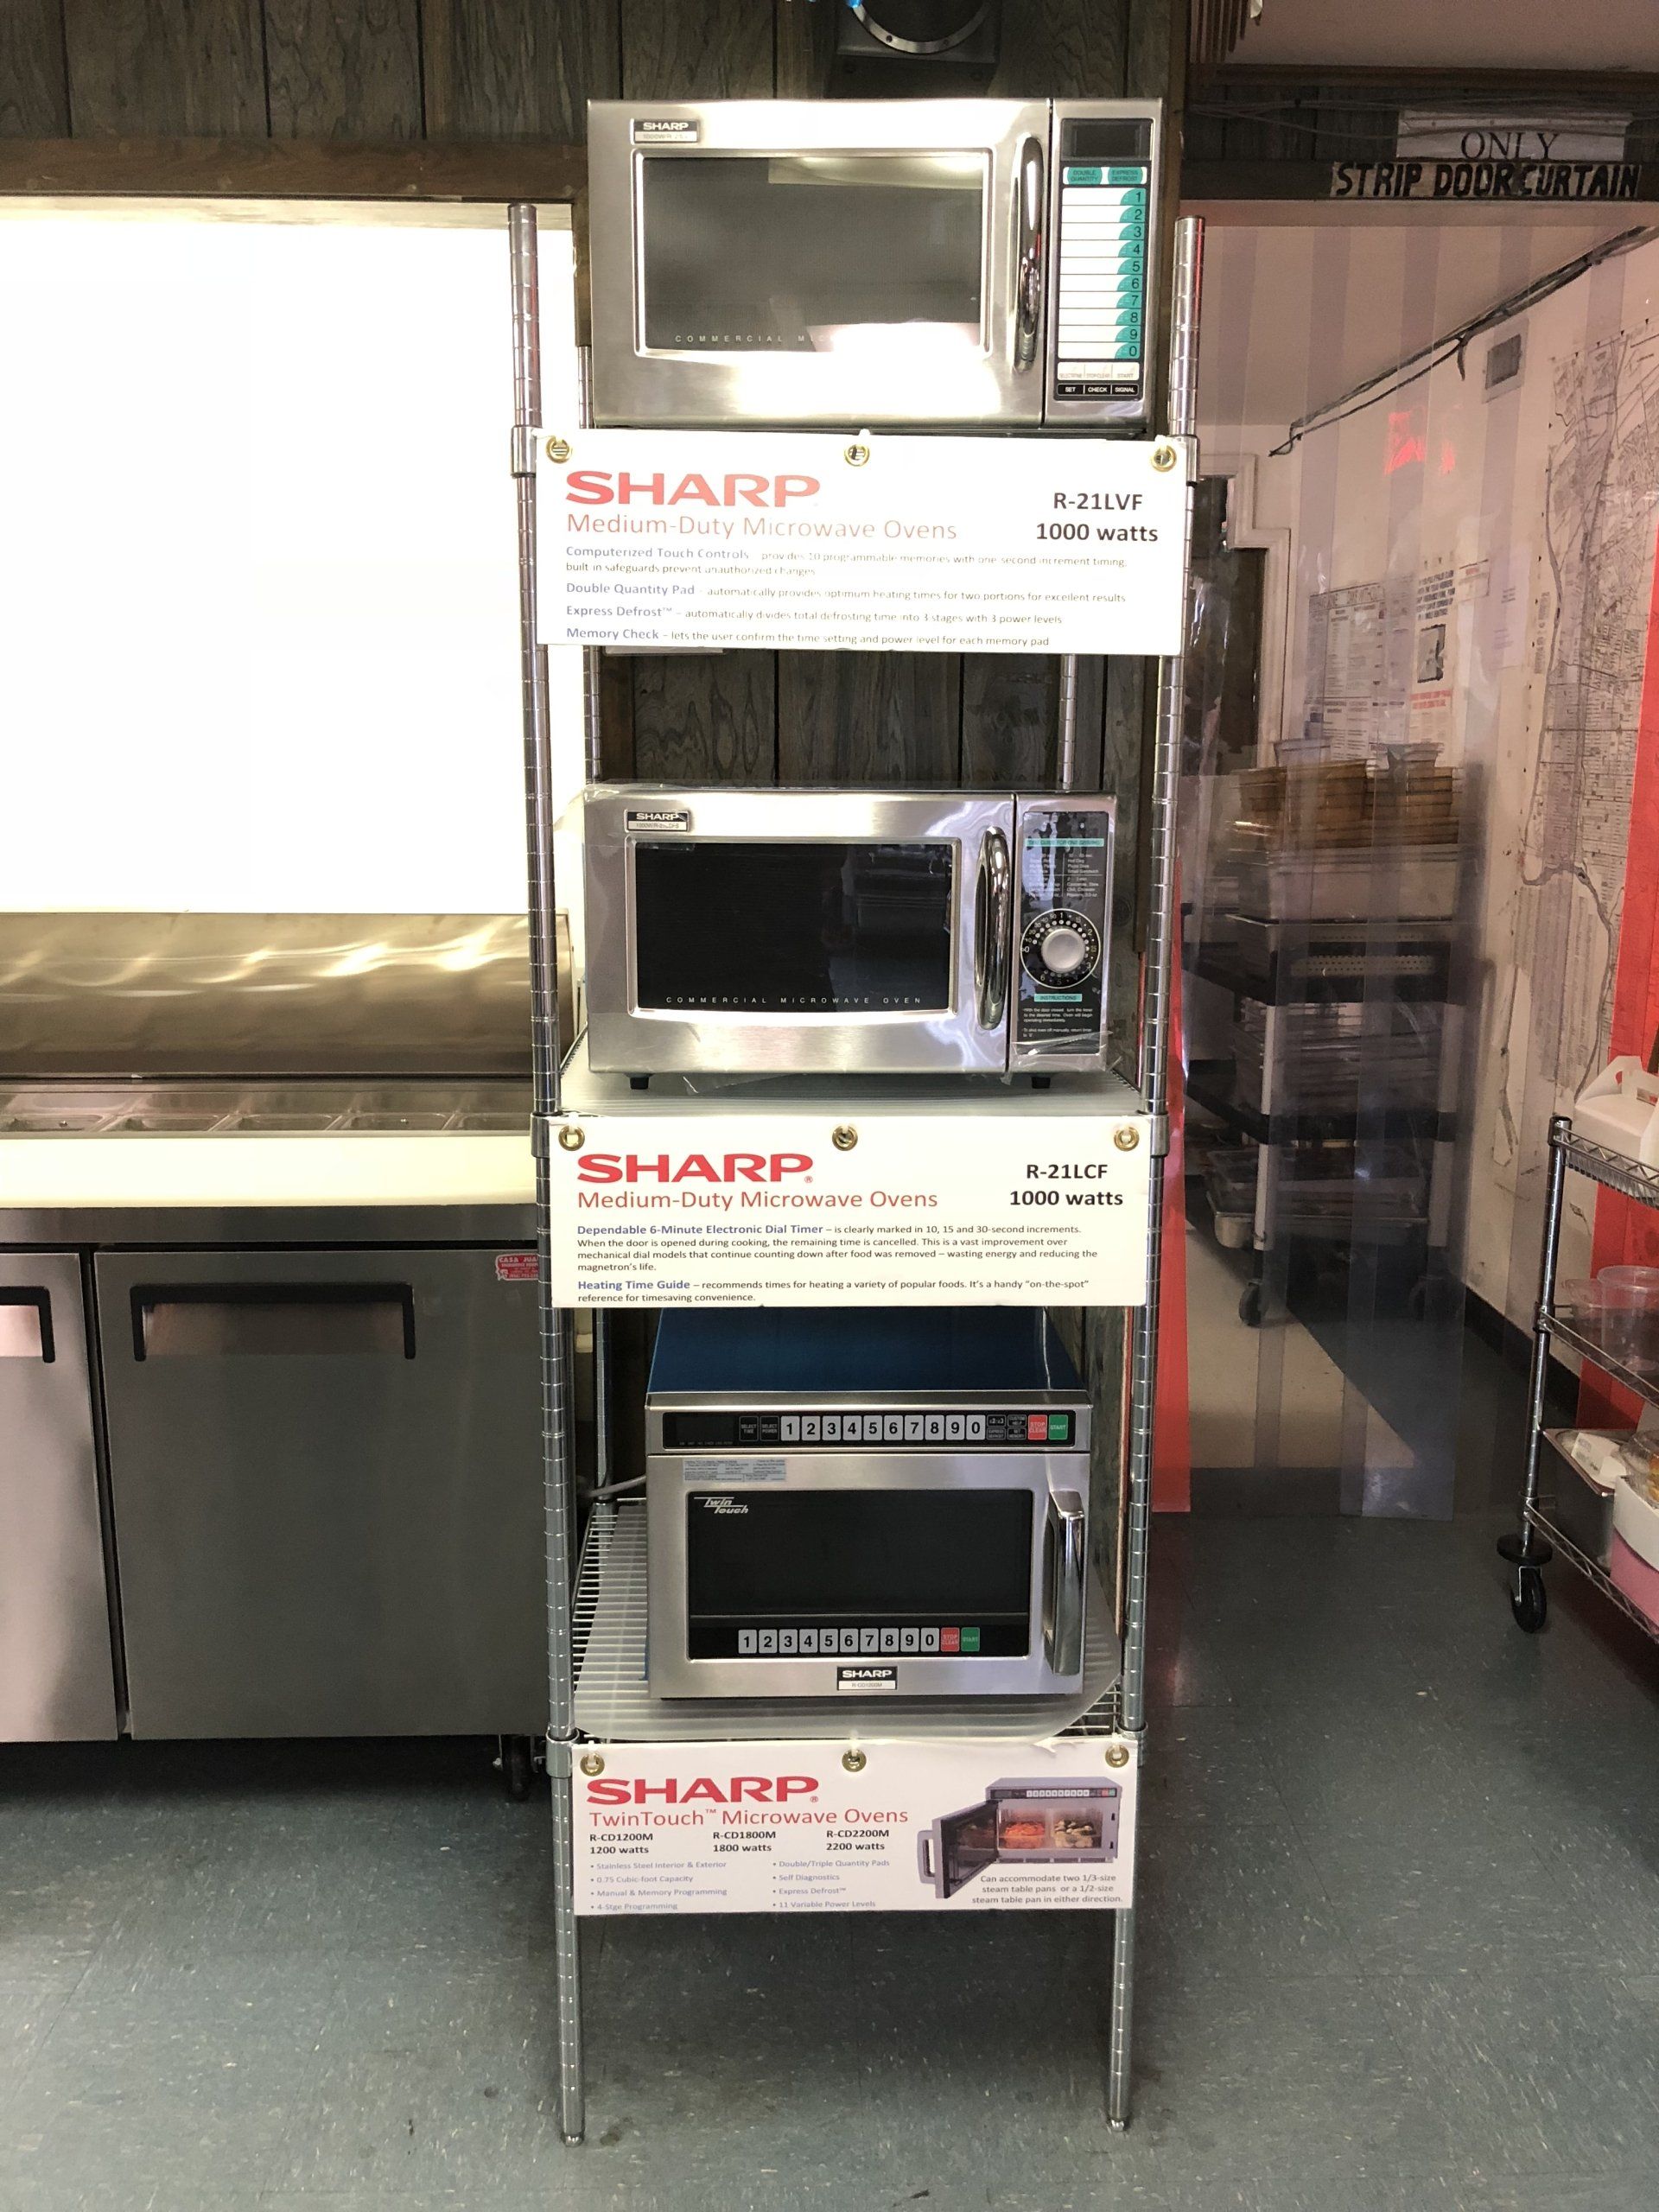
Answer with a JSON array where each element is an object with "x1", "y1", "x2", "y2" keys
[
  {"x1": 683, "y1": 1489, "x2": 1033, "y2": 1658},
  {"x1": 640, "y1": 154, "x2": 986, "y2": 356},
  {"x1": 935, "y1": 1798, "x2": 997, "y2": 1899},
  {"x1": 633, "y1": 842, "x2": 955, "y2": 1015}
]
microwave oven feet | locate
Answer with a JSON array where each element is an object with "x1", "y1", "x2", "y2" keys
[
  {"x1": 629, "y1": 1076, "x2": 651, "y2": 1090},
  {"x1": 1031, "y1": 1075, "x2": 1052, "y2": 1090}
]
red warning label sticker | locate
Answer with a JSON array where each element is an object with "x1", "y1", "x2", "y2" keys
[{"x1": 494, "y1": 1252, "x2": 538, "y2": 1283}]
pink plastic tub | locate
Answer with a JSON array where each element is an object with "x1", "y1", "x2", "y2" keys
[{"x1": 1609, "y1": 1533, "x2": 1659, "y2": 1628}]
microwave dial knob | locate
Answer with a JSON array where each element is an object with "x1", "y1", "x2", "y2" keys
[
  {"x1": 1041, "y1": 925, "x2": 1091, "y2": 977},
  {"x1": 1022, "y1": 910, "x2": 1100, "y2": 985}
]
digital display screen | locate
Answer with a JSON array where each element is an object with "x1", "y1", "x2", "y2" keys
[{"x1": 1062, "y1": 119, "x2": 1151, "y2": 162}]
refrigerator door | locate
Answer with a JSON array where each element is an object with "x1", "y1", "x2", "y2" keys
[
  {"x1": 917, "y1": 1796, "x2": 998, "y2": 1899},
  {"x1": 96, "y1": 1247, "x2": 547, "y2": 1738},
  {"x1": 0, "y1": 1252, "x2": 118, "y2": 1740}
]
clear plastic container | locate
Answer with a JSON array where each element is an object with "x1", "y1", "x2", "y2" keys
[{"x1": 1595, "y1": 1266, "x2": 1659, "y2": 1369}]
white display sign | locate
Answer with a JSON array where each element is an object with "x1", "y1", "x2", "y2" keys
[
  {"x1": 574, "y1": 1737, "x2": 1137, "y2": 1916},
  {"x1": 548, "y1": 1111, "x2": 1153, "y2": 1308},
  {"x1": 538, "y1": 430, "x2": 1188, "y2": 657},
  {"x1": 1395, "y1": 111, "x2": 1629, "y2": 162}
]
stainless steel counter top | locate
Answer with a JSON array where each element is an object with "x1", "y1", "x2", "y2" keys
[
  {"x1": 0, "y1": 1081, "x2": 530, "y2": 1135},
  {"x1": 0, "y1": 1083, "x2": 537, "y2": 1245}
]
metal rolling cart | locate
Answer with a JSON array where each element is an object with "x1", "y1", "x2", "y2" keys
[
  {"x1": 505, "y1": 186, "x2": 1203, "y2": 2145},
  {"x1": 1501, "y1": 1112, "x2": 1659, "y2": 1639},
  {"x1": 1186, "y1": 925, "x2": 1459, "y2": 1329}
]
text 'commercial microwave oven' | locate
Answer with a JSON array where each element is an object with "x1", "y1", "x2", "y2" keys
[
  {"x1": 645, "y1": 1306, "x2": 1090, "y2": 1700},
  {"x1": 587, "y1": 98, "x2": 1162, "y2": 430},
  {"x1": 581, "y1": 785, "x2": 1116, "y2": 1081}
]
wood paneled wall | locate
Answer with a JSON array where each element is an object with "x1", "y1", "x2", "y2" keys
[{"x1": 4, "y1": 0, "x2": 1182, "y2": 831}]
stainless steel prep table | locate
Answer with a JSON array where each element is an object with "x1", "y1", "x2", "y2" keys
[{"x1": 0, "y1": 912, "x2": 556, "y2": 1751}]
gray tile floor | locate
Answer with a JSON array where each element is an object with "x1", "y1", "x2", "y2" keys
[{"x1": 7, "y1": 1471, "x2": 1659, "y2": 2205}]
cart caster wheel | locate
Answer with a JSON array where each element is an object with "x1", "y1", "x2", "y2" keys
[
  {"x1": 1510, "y1": 1567, "x2": 1548, "y2": 1633},
  {"x1": 501, "y1": 1735, "x2": 536, "y2": 1801},
  {"x1": 1238, "y1": 1281, "x2": 1264, "y2": 1328}
]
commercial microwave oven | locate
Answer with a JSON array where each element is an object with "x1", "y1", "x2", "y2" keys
[
  {"x1": 580, "y1": 785, "x2": 1116, "y2": 1081},
  {"x1": 645, "y1": 1306, "x2": 1090, "y2": 1700},
  {"x1": 587, "y1": 98, "x2": 1162, "y2": 430}
]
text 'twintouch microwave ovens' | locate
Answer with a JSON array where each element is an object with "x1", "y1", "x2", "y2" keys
[
  {"x1": 645, "y1": 1306, "x2": 1091, "y2": 1700},
  {"x1": 587, "y1": 98, "x2": 1162, "y2": 430},
  {"x1": 579, "y1": 785, "x2": 1116, "y2": 1082}
]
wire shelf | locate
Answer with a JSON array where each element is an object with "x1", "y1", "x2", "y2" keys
[
  {"x1": 1557, "y1": 1127, "x2": 1659, "y2": 1210},
  {"x1": 570, "y1": 1501, "x2": 1123, "y2": 1745},
  {"x1": 1524, "y1": 1506, "x2": 1659, "y2": 1649},
  {"x1": 1546, "y1": 1314, "x2": 1659, "y2": 1416}
]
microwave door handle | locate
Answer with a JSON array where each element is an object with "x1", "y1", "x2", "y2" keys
[
  {"x1": 974, "y1": 827, "x2": 1012, "y2": 1031},
  {"x1": 1044, "y1": 1488, "x2": 1087, "y2": 1677},
  {"x1": 918, "y1": 1830, "x2": 937, "y2": 1887},
  {"x1": 1014, "y1": 134, "x2": 1046, "y2": 372}
]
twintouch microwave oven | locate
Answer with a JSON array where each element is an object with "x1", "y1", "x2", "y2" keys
[
  {"x1": 645, "y1": 1306, "x2": 1090, "y2": 1700},
  {"x1": 588, "y1": 98, "x2": 1163, "y2": 430},
  {"x1": 580, "y1": 785, "x2": 1116, "y2": 1081}
]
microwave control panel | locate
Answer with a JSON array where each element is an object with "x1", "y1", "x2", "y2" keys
[
  {"x1": 1012, "y1": 798, "x2": 1115, "y2": 1071},
  {"x1": 664, "y1": 1408, "x2": 1080, "y2": 1449},
  {"x1": 1047, "y1": 105, "x2": 1159, "y2": 428}
]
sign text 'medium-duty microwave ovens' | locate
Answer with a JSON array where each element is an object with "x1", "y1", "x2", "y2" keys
[{"x1": 561, "y1": 466, "x2": 1158, "y2": 554}]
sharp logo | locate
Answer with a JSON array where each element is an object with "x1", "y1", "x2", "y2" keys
[
  {"x1": 577, "y1": 1152, "x2": 813, "y2": 1185},
  {"x1": 565, "y1": 471, "x2": 821, "y2": 509},
  {"x1": 585, "y1": 1775, "x2": 818, "y2": 1805}
]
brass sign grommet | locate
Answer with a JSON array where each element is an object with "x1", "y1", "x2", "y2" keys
[
  {"x1": 579, "y1": 1751, "x2": 605, "y2": 1777},
  {"x1": 546, "y1": 435, "x2": 572, "y2": 462},
  {"x1": 844, "y1": 442, "x2": 870, "y2": 467},
  {"x1": 1114, "y1": 1124, "x2": 1140, "y2": 1152},
  {"x1": 832, "y1": 1124, "x2": 859, "y2": 1152},
  {"x1": 1103, "y1": 1740, "x2": 1131, "y2": 1769},
  {"x1": 842, "y1": 1748, "x2": 868, "y2": 1773},
  {"x1": 558, "y1": 1123, "x2": 586, "y2": 1151},
  {"x1": 1150, "y1": 442, "x2": 1178, "y2": 473}
]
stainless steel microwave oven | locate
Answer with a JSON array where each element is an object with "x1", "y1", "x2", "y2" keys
[
  {"x1": 580, "y1": 785, "x2": 1116, "y2": 1081},
  {"x1": 587, "y1": 98, "x2": 1162, "y2": 430},
  {"x1": 645, "y1": 1307, "x2": 1090, "y2": 1700}
]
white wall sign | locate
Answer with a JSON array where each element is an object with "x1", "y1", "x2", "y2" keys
[
  {"x1": 575, "y1": 1738, "x2": 1137, "y2": 1916},
  {"x1": 537, "y1": 430, "x2": 1189, "y2": 657},
  {"x1": 547, "y1": 1111, "x2": 1153, "y2": 1309},
  {"x1": 1396, "y1": 113, "x2": 1630, "y2": 163}
]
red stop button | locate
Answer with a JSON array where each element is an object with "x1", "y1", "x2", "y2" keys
[{"x1": 1027, "y1": 1414, "x2": 1049, "y2": 1441}]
